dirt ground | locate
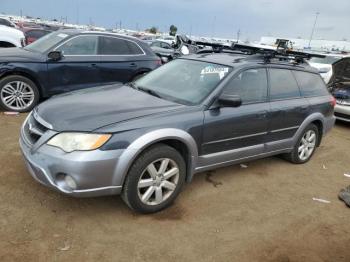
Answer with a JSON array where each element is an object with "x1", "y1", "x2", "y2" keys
[{"x1": 1, "y1": 113, "x2": 350, "y2": 262}]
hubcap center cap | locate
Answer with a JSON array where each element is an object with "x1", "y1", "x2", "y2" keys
[{"x1": 155, "y1": 176, "x2": 162, "y2": 186}]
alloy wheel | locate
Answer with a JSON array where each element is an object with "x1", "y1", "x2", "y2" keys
[
  {"x1": 298, "y1": 130, "x2": 317, "y2": 161},
  {"x1": 0, "y1": 81, "x2": 35, "y2": 111},
  {"x1": 137, "y1": 158, "x2": 179, "y2": 206}
]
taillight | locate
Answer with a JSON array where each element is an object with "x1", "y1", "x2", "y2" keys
[
  {"x1": 330, "y1": 96, "x2": 336, "y2": 107},
  {"x1": 155, "y1": 58, "x2": 162, "y2": 66}
]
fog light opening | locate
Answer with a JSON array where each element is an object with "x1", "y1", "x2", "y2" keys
[
  {"x1": 55, "y1": 173, "x2": 77, "y2": 192},
  {"x1": 64, "y1": 175, "x2": 77, "y2": 190}
]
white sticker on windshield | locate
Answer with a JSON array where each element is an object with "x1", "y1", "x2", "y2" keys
[
  {"x1": 57, "y1": 33, "x2": 68, "y2": 38},
  {"x1": 201, "y1": 66, "x2": 229, "y2": 79}
]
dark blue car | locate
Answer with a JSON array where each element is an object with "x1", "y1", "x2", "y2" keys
[{"x1": 0, "y1": 30, "x2": 161, "y2": 112}]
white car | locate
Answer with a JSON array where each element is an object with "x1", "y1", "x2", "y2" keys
[
  {"x1": 0, "y1": 25, "x2": 25, "y2": 48},
  {"x1": 308, "y1": 54, "x2": 345, "y2": 84},
  {"x1": 158, "y1": 36, "x2": 175, "y2": 45}
]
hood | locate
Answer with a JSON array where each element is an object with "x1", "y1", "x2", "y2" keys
[
  {"x1": 329, "y1": 57, "x2": 350, "y2": 98},
  {"x1": 330, "y1": 57, "x2": 350, "y2": 86},
  {"x1": 36, "y1": 84, "x2": 185, "y2": 132},
  {"x1": 151, "y1": 46, "x2": 174, "y2": 55},
  {"x1": 0, "y1": 47, "x2": 46, "y2": 62}
]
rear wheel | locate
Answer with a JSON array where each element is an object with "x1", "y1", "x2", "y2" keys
[
  {"x1": 0, "y1": 75, "x2": 39, "y2": 112},
  {"x1": 122, "y1": 144, "x2": 186, "y2": 213},
  {"x1": 285, "y1": 124, "x2": 319, "y2": 164}
]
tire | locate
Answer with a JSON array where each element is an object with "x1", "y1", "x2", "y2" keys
[
  {"x1": 0, "y1": 75, "x2": 40, "y2": 112},
  {"x1": 284, "y1": 124, "x2": 319, "y2": 164},
  {"x1": 122, "y1": 143, "x2": 186, "y2": 213}
]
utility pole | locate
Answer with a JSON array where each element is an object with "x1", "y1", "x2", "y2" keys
[
  {"x1": 76, "y1": 0, "x2": 80, "y2": 24},
  {"x1": 308, "y1": 12, "x2": 319, "y2": 49},
  {"x1": 211, "y1": 16, "x2": 216, "y2": 38},
  {"x1": 236, "y1": 29, "x2": 241, "y2": 43}
]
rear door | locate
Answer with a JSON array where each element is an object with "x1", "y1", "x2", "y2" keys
[
  {"x1": 47, "y1": 35, "x2": 101, "y2": 94},
  {"x1": 97, "y1": 36, "x2": 145, "y2": 84},
  {"x1": 266, "y1": 68, "x2": 310, "y2": 148}
]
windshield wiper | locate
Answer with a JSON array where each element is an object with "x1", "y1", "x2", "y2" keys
[{"x1": 137, "y1": 86, "x2": 162, "y2": 98}]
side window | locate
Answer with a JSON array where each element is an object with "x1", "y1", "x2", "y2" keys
[
  {"x1": 0, "y1": 19, "x2": 11, "y2": 27},
  {"x1": 56, "y1": 35, "x2": 98, "y2": 55},
  {"x1": 269, "y1": 69, "x2": 301, "y2": 100},
  {"x1": 151, "y1": 41, "x2": 161, "y2": 47},
  {"x1": 223, "y1": 68, "x2": 268, "y2": 104},
  {"x1": 98, "y1": 36, "x2": 130, "y2": 55},
  {"x1": 127, "y1": 41, "x2": 144, "y2": 55},
  {"x1": 293, "y1": 71, "x2": 329, "y2": 97},
  {"x1": 161, "y1": 42, "x2": 171, "y2": 49}
]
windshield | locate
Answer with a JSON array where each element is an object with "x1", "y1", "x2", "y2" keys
[
  {"x1": 309, "y1": 56, "x2": 342, "y2": 65},
  {"x1": 24, "y1": 31, "x2": 70, "y2": 53},
  {"x1": 134, "y1": 59, "x2": 232, "y2": 105}
]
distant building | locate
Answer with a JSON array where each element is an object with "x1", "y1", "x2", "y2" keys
[{"x1": 260, "y1": 36, "x2": 350, "y2": 52}]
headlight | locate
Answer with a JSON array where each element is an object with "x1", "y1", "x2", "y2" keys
[{"x1": 47, "y1": 133, "x2": 111, "y2": 152}]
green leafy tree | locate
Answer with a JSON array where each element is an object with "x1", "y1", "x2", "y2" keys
[
  {"x1": 169, "y1": 25, "x2": 177, "y2": 36},
  {"x1": 148, "y1": 26, "x2": 158, "y2": 34}
]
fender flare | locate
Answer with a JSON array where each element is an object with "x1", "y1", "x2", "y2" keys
[
  {"x1": 112, "y1": 128, "x2": 199, "y2": 186},
  {"x1": 292, "y1": 113, "x2": 325, "y2": 146}
]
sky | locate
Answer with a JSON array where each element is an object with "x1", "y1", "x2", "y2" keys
[{"x1": 1, "y1": 0, "x2": 350, "y2": 41}]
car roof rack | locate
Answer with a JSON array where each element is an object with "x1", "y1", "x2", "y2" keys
[
  {"x1": 230, "y1": 43, "x2": 326, "y2": 64},
  {"x1": 193, "y1": 41, "x2": 326, "y2": 64}
]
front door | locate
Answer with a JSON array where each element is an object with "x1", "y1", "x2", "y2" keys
[
  {"x1": 47, "y1": 35, "x2": 101, "y2": 95},
  {"x1": 200, "y1": 68, "x2": 269, "y2": 167}
]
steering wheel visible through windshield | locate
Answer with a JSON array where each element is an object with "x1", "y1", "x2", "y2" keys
[
  {"x1": 24, "y1": 31, "x2": 71, "y2": 53},
  {"x1": 133, "y1": 59, "x2": 232, "y2": 105}
]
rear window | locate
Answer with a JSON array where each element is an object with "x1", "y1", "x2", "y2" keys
[
  {"x1": 127, "y1": 41, "x2": 144, "y2": 55},
  {"x1": 98, "y1": 36, "x2": 143, "y2": 55},
  {"x1": 26, "y1": 30, "x2": 50, "y2": 39},
  {"x1": 269, "y1": 69, "x2": 301, "y2": 100},
  {"x1": 293, "y1": 71, "x2": 329, "y2": 97}
]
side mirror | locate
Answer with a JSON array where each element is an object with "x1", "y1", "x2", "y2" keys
[
  {"x1": 48, "y1": 50, "x2": 63, "y2": 61},
  {"x1": 218, "y1": 94, "x2": 242, "y2": 107}
]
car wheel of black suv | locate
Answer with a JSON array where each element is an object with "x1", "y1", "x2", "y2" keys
[
  {"x1": 122, "y1": 144, "x2": 186, "y2": 214},
  {"x1": 0, "y1": 75, "x2": 39, "y2": 112},
  {"x1": 285, "y1": 124, "x2": 319, "y2": 164}
]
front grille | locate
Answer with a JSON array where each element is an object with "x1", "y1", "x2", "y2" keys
[
  {"x1": 334, "y1": 112, "x2": 350, "y2": 120},
  {"x1": 22, "y1": 113, "x2": 48, "y2": 146}
]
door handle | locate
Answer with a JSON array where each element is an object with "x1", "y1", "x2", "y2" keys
[
  {"x1": 129, "y1": 63, "x2": 137, "y2": 68},
  {"x1": 90, "y1": 63, "x2": 98, "y2": 67}
]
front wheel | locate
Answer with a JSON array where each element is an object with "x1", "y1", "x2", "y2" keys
[
  {"x1": 122, "y1": 144, "x2": 186, "y2": 213},
  {"x1": 285, "y1": 124, "x2": 319, "y2": 164},
  {"x1": 0, "y1": 75, "x2": 39, "y2": 112}
]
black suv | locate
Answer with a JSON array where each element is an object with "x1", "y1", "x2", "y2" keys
[
  {"x1": 0, "y1": 30, "x2": 160, "y2": 112},
  {"x1": 20, "y1": 51, "x2": 335, "y2": 213}
]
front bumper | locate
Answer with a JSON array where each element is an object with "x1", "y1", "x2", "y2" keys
[
  {"x1": 334, "y1": 104, "x2": 350, "y2": 122},
  {"x1": 20, "y1": 136, "x2": 125, "y2": 197}
]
